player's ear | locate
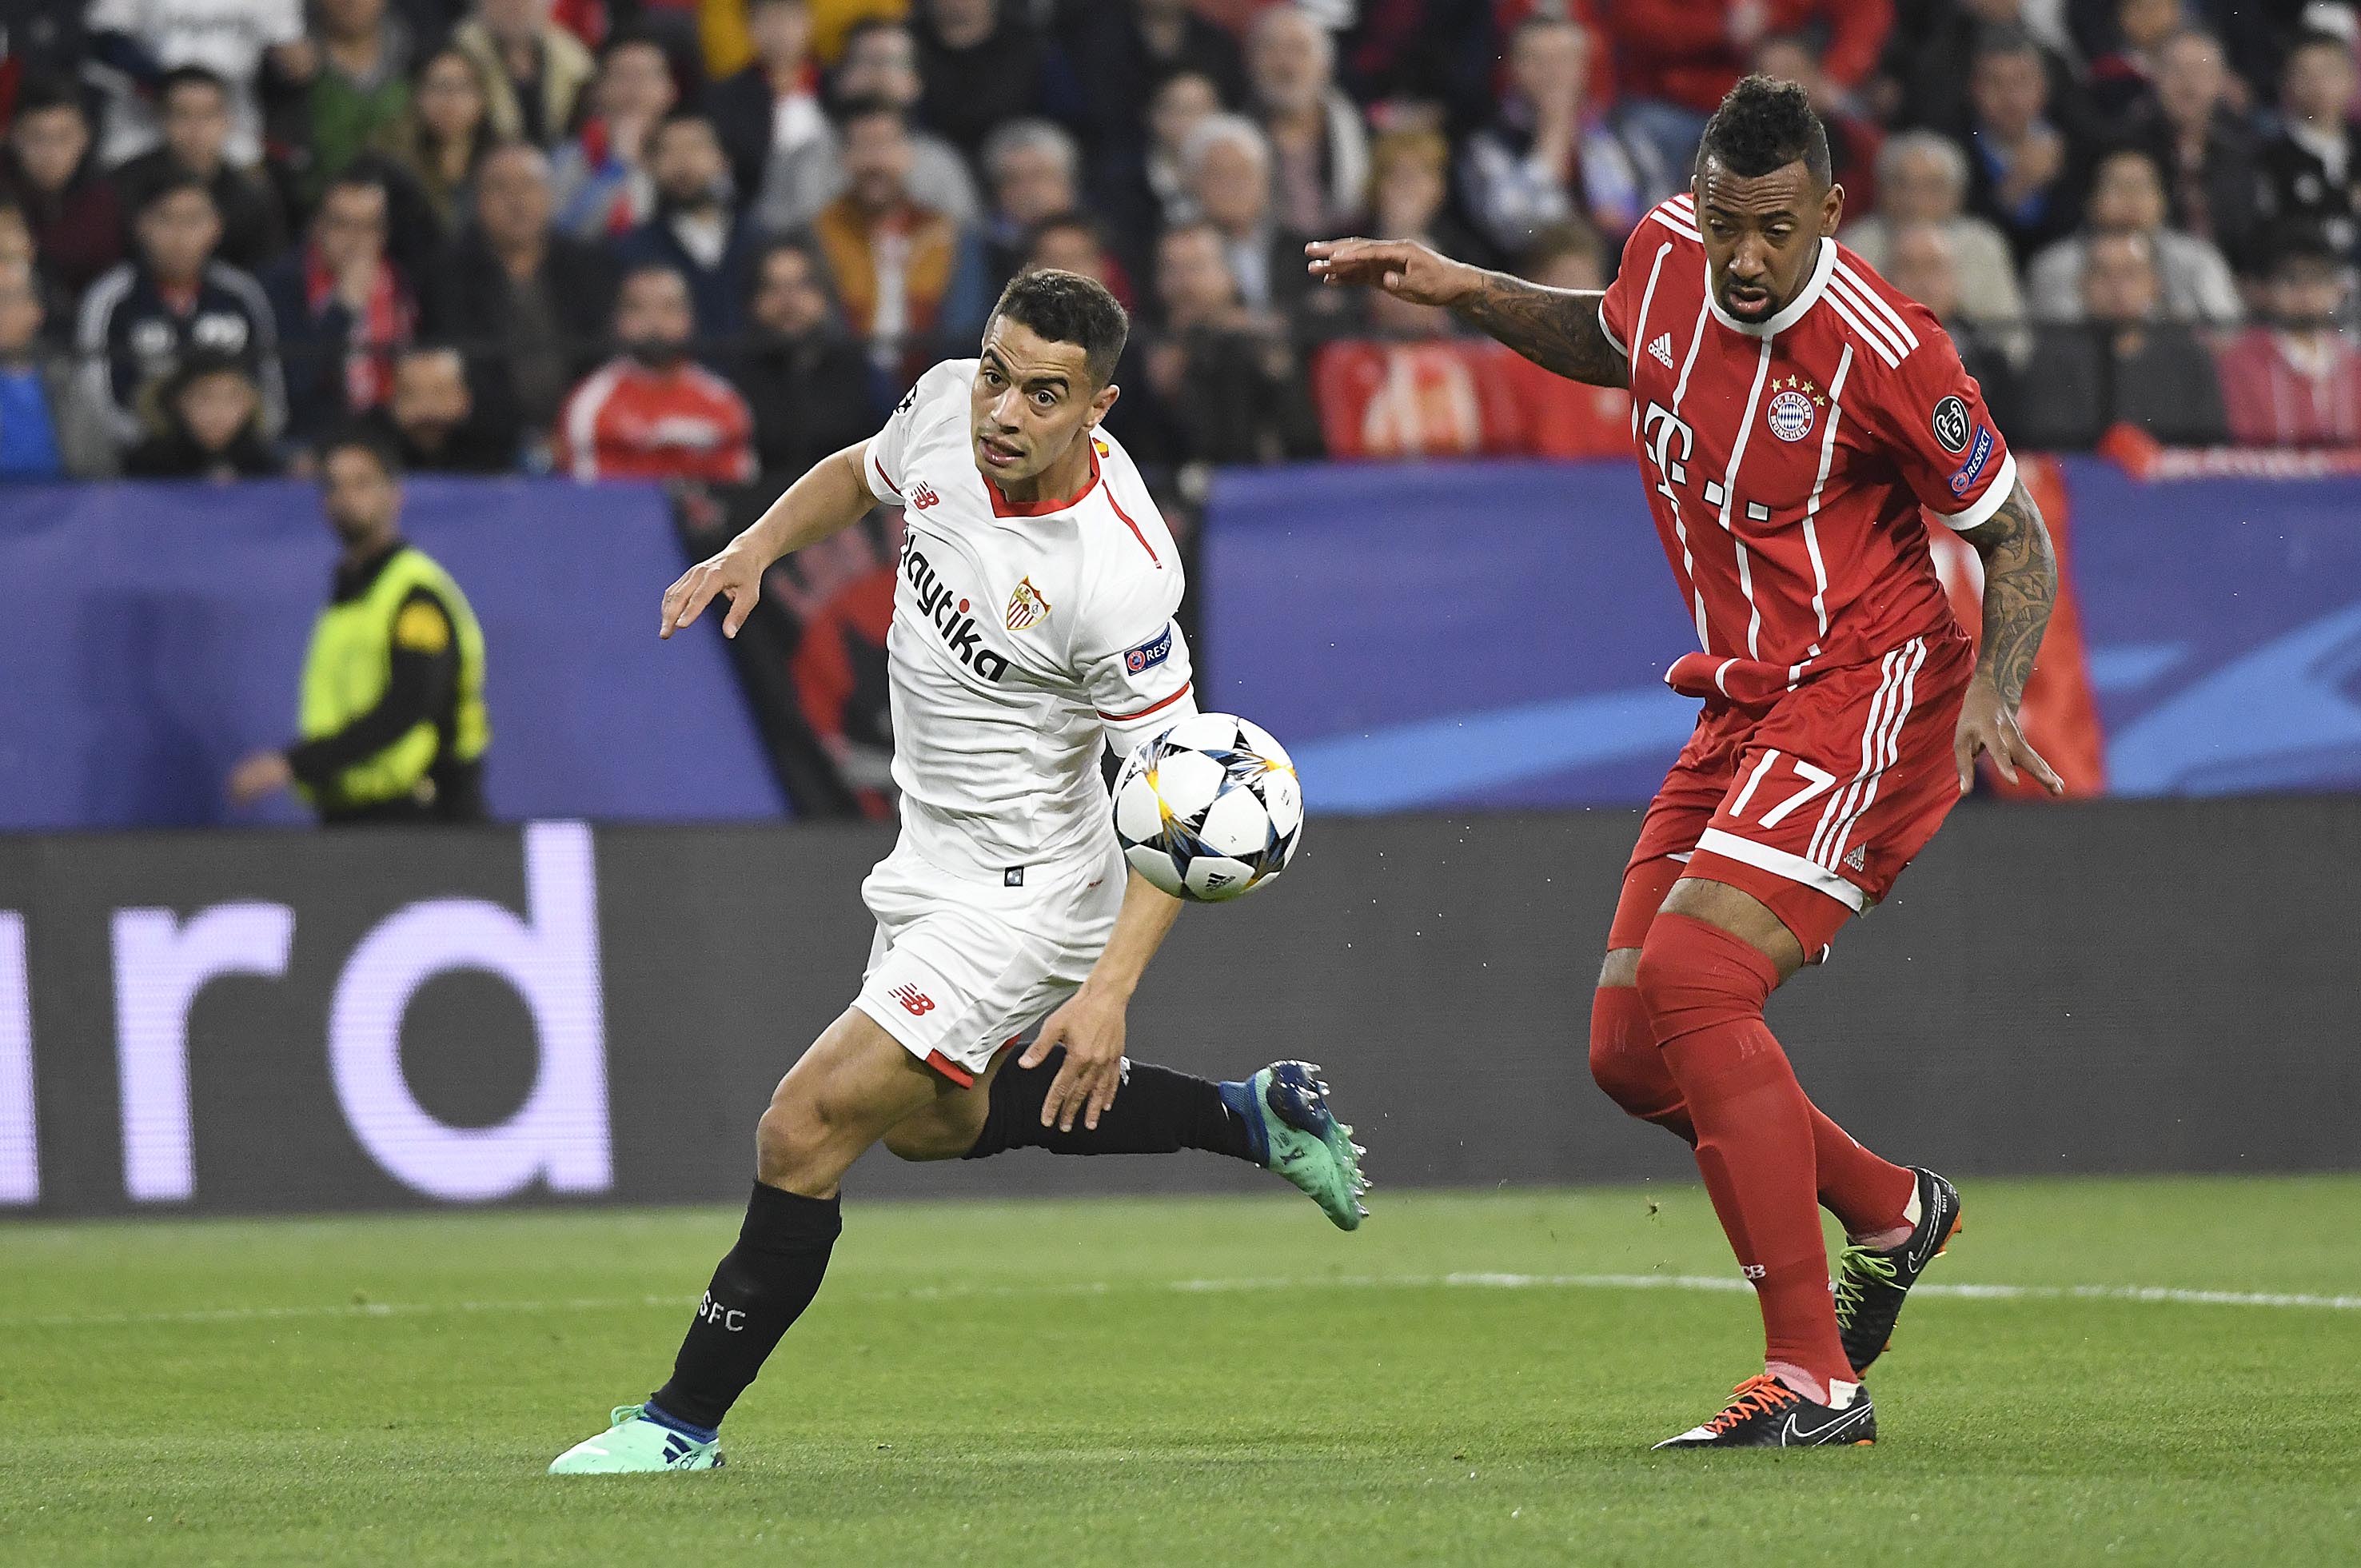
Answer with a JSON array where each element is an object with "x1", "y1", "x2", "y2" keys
[
  {"x1": 1821, "y1": 181, "x2": 1845, "y2": 237},
  {"x1": 1089, "y1": 381, "x2": 1120, "y2": 427}
]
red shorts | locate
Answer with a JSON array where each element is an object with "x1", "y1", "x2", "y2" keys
[{"x1": 1611, "y1": 630, "x2": 1974, "y2": 955}]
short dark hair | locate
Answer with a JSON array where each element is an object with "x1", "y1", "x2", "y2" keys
[
  {"x1": 989, "y1": 267, "x2": 1128, "y2": 387},
  {"x1": 2263, "y1": 220, "x2": 2341, "y2": 276},
  {"x1": 2287, "y1": 26, "x2": 2354, "y2": 64},
  {"x1": 835, "y1": 93, "x2": 905, "y2": 134},
  {"x1": 10, "y1": 75, "x2": 83, "y2": 123},
  {"x1": 1519, "y1": 219, "x2": 1606, "y2": 277},
  {"x1": 158, "y1": 65, "x2": 230, "y2": 105},
  {"x1": 321, "y1": 422, "x2": 405, "y2": 478},
  {"x1": 1025, "y1": 210, "x2": 1102, "y2": 252},
  {"x1": 1697, "y1": 74, "x2": 1831, "y2": 186},
  {"x1": 138, "y1": 170, "x2": 217, "y2": 215}
]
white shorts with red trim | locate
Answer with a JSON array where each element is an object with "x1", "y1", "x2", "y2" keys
[{"x1": 850, "y1": 834, "x2": 1125, "y2": 1086}]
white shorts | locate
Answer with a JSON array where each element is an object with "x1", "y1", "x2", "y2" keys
[{"x1": 850, "y1": 835, "x2": 1126, "y2": 1086}]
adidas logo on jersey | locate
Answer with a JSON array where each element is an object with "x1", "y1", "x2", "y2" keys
[
  {"x1": 1843, "y1": 845, "x2": 1868, "y2": 872},
  {"x1": 901, "y1": 539, "x2": 1011, "y2": 683},
  {"x1": 1649, "y1": 333, "x2": 1675, "y2": 368}
]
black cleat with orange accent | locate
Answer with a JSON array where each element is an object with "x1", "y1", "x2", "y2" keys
[
  {"x1": 1653, "y1": 1374, "x2": 1877, "y2": 1449},
  {"x1": 1835, "y1": 1166, "x2": 1964, "y2": 1374}
]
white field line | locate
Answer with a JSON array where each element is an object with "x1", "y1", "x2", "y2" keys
[{"x1": 8, "y1": 1271, "x2": 2361, "y2": 1332}]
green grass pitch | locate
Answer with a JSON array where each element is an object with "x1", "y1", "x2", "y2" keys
[{"x1": 6, "y1": 1175, "x2": 2359, "y2": 1566}]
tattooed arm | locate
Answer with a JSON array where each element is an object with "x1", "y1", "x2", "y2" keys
[
  {"x1": 1304, "y1": 238, "x2": 1630, "y2": 389},
  {"x1": 1952, "y1": 477, "x2": 2064, "y2": 794}
]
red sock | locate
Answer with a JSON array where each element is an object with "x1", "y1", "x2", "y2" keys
[
  {"x1": 1813, "y1": 1110, "x2": 1916, "y2": 1241},
  {"x1": 1637, "y1": 913, "x2": 1852, "y2": 1394},
  {"x1": 1589, "y1": 983, "x2": 1694, "y2": 1143}
]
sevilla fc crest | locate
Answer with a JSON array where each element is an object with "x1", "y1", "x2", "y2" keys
[
  {"x1": 1005, "y1": 574, "x2": 1052, "y2": 632},
  {"x1": 1767, "y1": 387, "x2": 1816, "y2": 442}
]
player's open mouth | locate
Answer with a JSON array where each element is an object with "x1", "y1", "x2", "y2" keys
[
  {"x1": 980, "y1": 437, "x2": 1023, "y2": 468},
  {"x1": 1725, "y1": 284, "x2": 1772, "y2": 314}
]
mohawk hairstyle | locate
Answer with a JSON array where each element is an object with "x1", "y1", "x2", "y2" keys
[{"x1": 1697, "y1": 74, "x2": 1833, "y2": 187}]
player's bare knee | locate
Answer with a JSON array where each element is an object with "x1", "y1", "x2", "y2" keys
[
  {"x1": 1597, "y1": 948, "x2": 1642, "y2": 988},
  {"x1": 881, "y1": 1113, "x2": 967, "y2": 1163}
]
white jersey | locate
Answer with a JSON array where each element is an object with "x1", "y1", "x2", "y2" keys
[{"x1": 862, "y1": 358, "x2": 1198, "y2": 881}]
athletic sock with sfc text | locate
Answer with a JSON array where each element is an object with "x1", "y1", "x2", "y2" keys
[
  {"x1": 1638, "y1": 914, "x2": 1855, "y2": 1399},
  {"x1": 650, "y1": 1181, "x2": 842, "y2": 1431},
  {"x1": 962, "y1": 1048, "x2": 1258, "y2": 1163}
]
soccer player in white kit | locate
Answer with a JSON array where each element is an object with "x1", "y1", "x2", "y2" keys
[{"x1": 551, "y1": 269, "x2": 1368, "y2": 1474}]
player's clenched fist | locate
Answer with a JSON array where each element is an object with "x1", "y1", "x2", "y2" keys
[
  {"x1": 1305, "y1": 237, "x2": 1480, "y2": 307},
  {"x1": 660, "y1": 545, "x2": 765, "y2": 640}
]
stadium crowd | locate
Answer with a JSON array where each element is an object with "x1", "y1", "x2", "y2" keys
[{"x1": 2, "y1": 0, "x2": 2360, "y2": 485}]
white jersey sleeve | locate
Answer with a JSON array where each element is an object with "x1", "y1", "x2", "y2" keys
[
  {"x1": 1076, "y1": 559, "x2": 1197, "y2": 756},
  {"x1": 864, "y1": 358, "x2": 973, "y2": 503}
]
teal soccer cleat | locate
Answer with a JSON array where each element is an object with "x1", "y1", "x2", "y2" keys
[
  {"x1": 548, "y1": 1406, "x2": 724, "y2": 1474},
  {"x1": 1243, "y1": 1060, "x2": 1368, "y2": 1231}
]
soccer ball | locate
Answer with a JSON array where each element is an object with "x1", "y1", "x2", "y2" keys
[{"x1": 1112, "y1": 712, "x2": 1304, "y2": 902}]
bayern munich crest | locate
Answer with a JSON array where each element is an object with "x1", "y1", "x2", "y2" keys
[
  {"x1": 1766, "y1": 387, "x2": 1816, "y2": 442},
  {"x1": 1005, "y1": 574, "x2": 1051, "y2": 632}
]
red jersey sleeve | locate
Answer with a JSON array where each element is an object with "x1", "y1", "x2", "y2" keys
[
  {"x1": 1868, "y1": 306, "x2": 2019, "y2": 533},
  {"x1": 1599, "y1": 211, "x2": 1672, "y2": 367}
]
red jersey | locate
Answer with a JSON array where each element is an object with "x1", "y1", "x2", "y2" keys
[
  {"x1": 1599, "y1": 192, "x2": 2016, "y2": 680},
  {"x1": 556, "y1": 357, "x2": 757, "y2": 485}
]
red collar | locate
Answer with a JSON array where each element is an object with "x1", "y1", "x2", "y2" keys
[{"x1": 987, "y1": 436, "x2": 1100, "y2": 517}]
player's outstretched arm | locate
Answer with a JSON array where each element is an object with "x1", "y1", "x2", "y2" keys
[
  {"x1": 1021, "y1": 869, "x2": 1184, "y2": 1131},
  {"x1": 1306, "y1": 237, "x2": 1629, "y2": 388},
  {"x1": 1954, "y1": 477, "x2": 2064, "y2": 795},
  {"x1": 659, "y1": 441, "x2": 875, "y2": 640}
]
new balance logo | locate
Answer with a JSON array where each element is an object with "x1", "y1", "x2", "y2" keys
[
  {"x1": 911, "y1": 481, "x2": 941, "y2": 509},
  {"x1": 1649, "y1": 333, "x2": 1675, "y2": 369},
  {"x1": 891, "y1": 984, "x2": 935, "y2": 1016},
  {"x1": 1844, "y1": 844, "x2": 1868, "y2": 872}
]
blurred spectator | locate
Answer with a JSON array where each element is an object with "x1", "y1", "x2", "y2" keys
[
  {"x1": 0, "y1": 261, "x2": 115, "y2": 480},
  {"x1": 913, "y1": 0, "x2": 1050, "y2": 159},
  {"x1": 1023, "y1": 213, "x2": 1168, "y2": 457},
  {"x1": 2016, "y1": 230, "x2": 2230, "y2": 447},
  {"x1": 552, "y1": 34, "x2": 676, "y2": 237},
  {"x1": 1845, "y1": 130, "x2": 2028, "y2": 353},
  {"x1": 979, "y1": 119, "x2": 1083, "y2": 291},
  {"x1": 2123, "y1": 29, "x2": 2261, "y2": 265},
  {"x1": 708, "y1": 0, "x2": 828, "y2": 203},
  {"x1": 0, "y1": 79, "x2": 126, "y2": 298},
  {"x1": 1063, "y1": 0, "x2": 1247, "y2": 158},
  {"x1": 2213, "y1": 225, "x2": 2361, "y2": 448},
  {"x1": 1597, "y1": 0, "x2": 1896, "y2": 177},
  {"x1": 759, "y1": 20, "x2": 980, "y2": 232},
  {"x1": 86, "y1": 0, "x2": 307, "y2": 168},
  {"x1": 729, "y1": 239, "x2": 878, "y2": 478},
  {"x1": 2257, "y1": 28, "x2": 2361, "y2": 258},
  {"x1": 1182, "y1": 114, "x2": 1333, "y2": 329},
  {"x1": 113, "y1": 67, "x2": 289, "y2": 277},
  {"x1": 305, "y1": 0, "x2": 417, "y2": 205},
  {"x1": 2027, "y1": 147, "x2": 2240, "y2": 323},
  {"x1": 2085, "y1": 0, "x2": 2185, "y2": 122},
  {"x1": 1144, "y1": 219, "x2": 1322, "y2": 464},
  {"x1": 804, "y1": 99, "x2": 991, "y2": 377},
  {"x1": 1880, "y1": 221, "x2": 2020, "y2": 426},
  {"x1": 263, "y1": 173, "x2": 418, "y2": 446},
  {"x1": 423, "y1": 140, "x2": 618, "y2": 437},
  {"x1": 453, "y1": 0, "x2": 598, "y2": 147},
  {"x1": 77, "y1": 175, "x2": 284, "y2": 452},
  {"x1": 1881, "y1": 0, "x2": 2092, "y2": 146},
  {"x1": 1367, "y1": 129, "x2": 1483, "y2": 265},
  {"x1": 556, "y1": 263, "x2": 756, "y2": 482},
  {"x1": 1462, "y1": 17, "x2": 1664, "y2": 258},
  {"x1": 1753, "y1": 33, "x2": 1881, "y2": 203},
  {"x1": 615, "y1": 114, "x2": 757, "y2": 340},
  {"x1": 1964, "y1": 26, "x2": 2088, "y2": 262},
  {"x1": 375, "y1": 46, "x2": 497, "y2": 230},
  {"x1": 1247, "y1": 5, "x2": 1369, "y2": 239},
  {"x1": 361, "y1": 344, "x2": 520, "y2": 472},
  {"x1": 1093, "y1": 70, "x2": 1223, "y2": 276},
  {"x1": 0, "y1": 204, "x2": 34, "y2": 277},
  {"x1": 1491, "y1": 221, "x2": 1636, "y2": 458},
  {"x1": 124, "y1": 352, "x2": 283, "y2": 480}
]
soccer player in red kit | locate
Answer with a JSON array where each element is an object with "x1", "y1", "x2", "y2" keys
[{"x1": 1309, "y1": 77, "x2": 2063, "y2": 1447}]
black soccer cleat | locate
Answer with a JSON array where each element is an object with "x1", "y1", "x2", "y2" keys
[
  {"x1": 1834, "y1": 1166, "x2": 1964, "y2": 1375},
  {"x1": 1653, "y1": 1374, "x2": 1876, "y2": 1449}
]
